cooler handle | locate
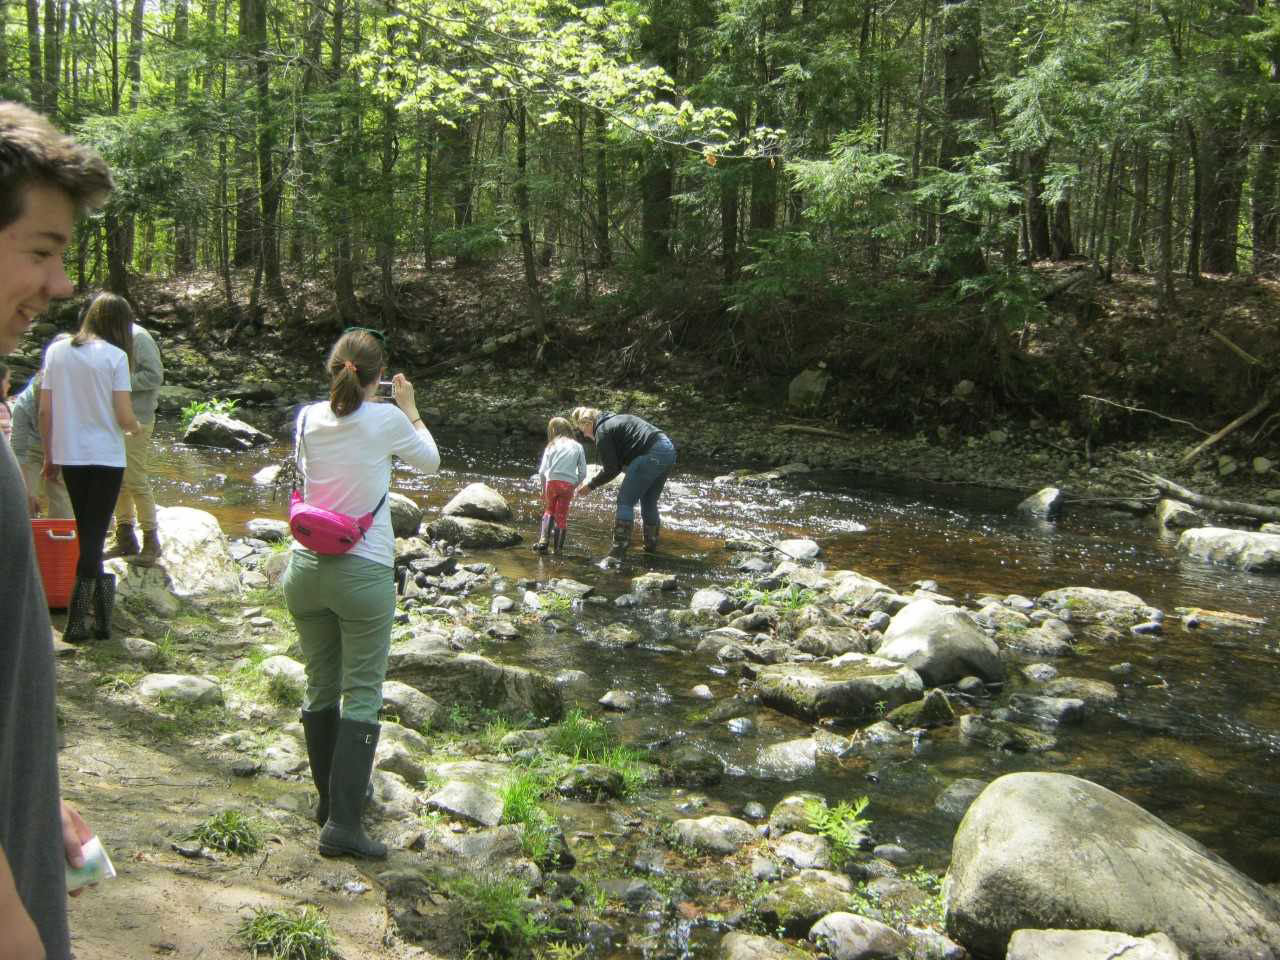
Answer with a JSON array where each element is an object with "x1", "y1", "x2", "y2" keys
[{"x1": 46, "y1": 529, "x2": 78, "y2": 541}]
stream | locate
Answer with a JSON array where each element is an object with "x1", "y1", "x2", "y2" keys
[{"x1": 150, "y1": 421, "x2": 1280, "y2": 887}]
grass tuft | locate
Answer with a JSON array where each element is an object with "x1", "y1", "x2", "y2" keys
[
  {"x1": 237, "y1": 906, "x2": 334, "y2": 960},
  {"x1": 186, "y1": 810, "x2": 263, "y2": 855}
]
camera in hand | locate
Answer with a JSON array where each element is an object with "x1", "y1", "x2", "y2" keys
[{"x1": 377, "y1": 380, "x2": 395, "y2": 399}]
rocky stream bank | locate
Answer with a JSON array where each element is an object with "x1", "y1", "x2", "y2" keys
[{"x1": 54, "y1": 465, "x2": 1280, "y2": 960}]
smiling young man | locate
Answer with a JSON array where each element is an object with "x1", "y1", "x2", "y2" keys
[{"x1": 0, "y1": 101, "x2": 113, "y2": 960}]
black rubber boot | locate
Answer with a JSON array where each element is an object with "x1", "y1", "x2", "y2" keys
[
  {"x1": 642, "y1": 522, "x2": 660, "y2": 553},
  {"x1": 318, "y1": 719, "x2": 387, "y2": 859},
  {"x1": 64, "y1": 576, "x2": 96, "y2": 644},
  {"x1": 602, "y1": 518, "x2": 632, "y2": 568},
  {"x1": 92, "y1": 573, "x2": 116, "y2": 640},
  {"x1": 553, "y1": 527, "x2": 565, "y2": 555},
  {"x1": 300, "y1": 706, "x2": 340, "y2": 826}
]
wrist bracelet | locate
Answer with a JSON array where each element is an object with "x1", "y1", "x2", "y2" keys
[{"x1": 412, "y1": 417, "x2": 424, "y2": 427}]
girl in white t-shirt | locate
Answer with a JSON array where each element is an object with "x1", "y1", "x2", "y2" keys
[
  {"x1": 283, "y1": 328, "x2": 439, "y2": 861},
  {"x1": 533, "y1": 416, "x2": 587, "y2": 554},
  {"x1": 40, "y1": 293, "x2": 139, "y2": 643}
]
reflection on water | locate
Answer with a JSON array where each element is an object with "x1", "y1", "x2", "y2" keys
[{"x1": 152, "y1": 425, "x2": 1280, "y2": 881}]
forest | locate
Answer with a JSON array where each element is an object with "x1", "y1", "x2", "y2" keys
[{"x1": 3, "y1": 0, "x2": 1280, "y2": 426}]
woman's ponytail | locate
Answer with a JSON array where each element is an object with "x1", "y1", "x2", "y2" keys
[{"x1": 326, "y1": 331, "x2": 384, "y2": 417}]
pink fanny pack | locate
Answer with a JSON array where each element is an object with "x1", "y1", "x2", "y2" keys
[{"x1": 289, "y1": 408, "x2": 387, "y2": 555}]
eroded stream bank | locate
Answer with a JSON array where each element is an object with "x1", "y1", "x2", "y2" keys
[{"x1": 59, "y1": 425, "x2": 1280, "y2": 959}]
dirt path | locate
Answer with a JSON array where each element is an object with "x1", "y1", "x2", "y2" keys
[{"x1": 54, "y1": 635, "x2": 433, "y2": 960}]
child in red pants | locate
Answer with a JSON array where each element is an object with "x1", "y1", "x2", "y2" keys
[{"x1": 534, "y1": 416, "x2": 587, "y2": 554}]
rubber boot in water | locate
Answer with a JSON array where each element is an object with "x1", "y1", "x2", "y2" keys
[
  {"x1": 642, "y1": 521, "x2": 660, "y2": 553},
  {"x1": 601, "y1": 518, "x2": 632, "y2": 569},
  {"x1": 63, "y1": 576, "x2": 96, "y2": 644},
  {"x1": 532, "y1": 515, "x2": 552, "y2": 553},
  {"x1": 319, "y1": 719, "x2": 387, "y2": 859},
  {"x1": 553, "y1": 527, "x2": 565, "y2": 555},
  {"x1": 300, "y1": 706, "x2": 340, "y2": 826}
]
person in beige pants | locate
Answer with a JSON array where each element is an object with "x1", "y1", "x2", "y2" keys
[
  {"x1": 9, "y1": 336, "x2": 73, "y2": 519},
  {"x1": 105, "y1": 320, "x2": 164, "y2": 564}
]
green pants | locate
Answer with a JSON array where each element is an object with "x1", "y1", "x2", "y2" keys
[{"x1": 282, "y1": 550, "x2": 395, "y2": 724}]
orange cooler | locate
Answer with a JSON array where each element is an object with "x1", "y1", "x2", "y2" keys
[{"x1": 31, "y1": 519, "x2": 79, "y2": 609}]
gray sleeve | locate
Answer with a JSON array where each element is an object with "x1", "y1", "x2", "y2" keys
[{"x1": 131, "y1": 326, "x2": 164, "y2": 392}]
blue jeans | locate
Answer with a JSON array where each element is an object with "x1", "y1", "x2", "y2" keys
[{"x1": 616, "y1": 434, "x2": 676, "y2": 525}]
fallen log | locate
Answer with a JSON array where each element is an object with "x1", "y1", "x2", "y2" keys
[
  {"x1": 1117, "y1": 469, "x2": 1280, "y2": 523},
  {"x1": 1180, "y1": 392, "x2": 1273, "y2": 465}
]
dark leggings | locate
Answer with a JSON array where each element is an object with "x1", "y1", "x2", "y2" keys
[{"x1": 61, "y1": 465, "x2": 125, "y2": 578}]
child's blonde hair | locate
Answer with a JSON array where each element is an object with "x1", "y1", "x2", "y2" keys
[{"x1": 546, "y1": 416, "x2": 575, "y2": 443}]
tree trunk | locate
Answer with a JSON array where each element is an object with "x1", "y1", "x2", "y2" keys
[
  {"x1": 125, "y1": 0, "x2": 141, "y2": 109},
  {"x1": 592, "y1": 109, "x2": 611, "y2": 268},
  {"x1": 1201, "y1": 109, "x2": 1247, "y2": 274},
  {"x1": 1200, "y1": 0, "x2": 1255, "y2": 275},
  {"x1": 330, "y1": 0, "x2": 358, "y2": 323},
  {"x1": 1025, "y1": 146, "x2": 1052, "y2": 260},
  {"x1": 1159, "y1": 134, "x2": 1177, "y2": 306},
  {"x1": 105, "y1": 209, "x2": 131, "y2": 299},
  {"x1": 251, "y1": 0, "x2": 283, "y2": 297},
  {"x1": 721, "y1": 170, "x2": 739, "y2": 283},
  {"x1": 290, "y1": 0, "x2": 323, "y2": 267},
  {"x1": 514, "y1": 98, "x2": 545, "y2": 344},
  {"x1": 638, "y1": 0, "x2": 678, "y2": 269},
  {"x1": 42, "y1": 0, "x2": 61, "y2": 113},
  {"x1": 937, "y1": 0, "x2": 985, "y2": 277},
  {"x1": 1184, "y1": 120, "x2": 1202, "y2": 281},
  {"x1": 378, "y1": 78, "x2": 397, "y2": 327},
  {"x1": 1050, "y1": 192, "x2": 1075, "y2": 259},
  {"x1": 640, "y1": 154, "x2": 674, "y2": 266},
  {"x1": 26, "y1": 0, "x2": 41, "y2": 107},
  {"x1": 1126, "y1": 148, "x2": 1149, "y2": 271},
  {"x1": 172, "y1": 0, "x2": 195, "y2": 273},
  {"x1": 0, "y1": 0, "x2": 9, "y2": 83}
]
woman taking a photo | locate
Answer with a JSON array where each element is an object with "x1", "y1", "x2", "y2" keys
[
  {"x1": 285, "y1": 329, "x2": 440, "y2": 859},
  {"x1": 571, "y1": 406, "x2": 676, "y2": 565},
  {"x1": 40, "y1": 293, "x2": 139, "y2": 642}
]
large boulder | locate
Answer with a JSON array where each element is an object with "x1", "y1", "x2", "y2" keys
[
  {"x1": 427, "y1": 515, "x2": 522, "y2": 548},
  {"x1": 1006, "y1": 929, "x2": 1185, "y2": 960},
  {"x1": 441, "y1": 482, "x2": 513, "y2": 522},
  {"x1": 1038, "y1": 587, "x2": 1150, "y2": 623},
  {"x1": 1155, "y1": 499, "x2": 1203, "y2": 531},
  {"x1": 754, "y1": 657, "x2": 923, "y2": 722},
  {"x1": 795, "y1": 625, "x2": 868, "y2": 658},
  {"x1": 946, "y1": 772, "x2": 1280, "y2": 959},
  {"x1": 755, "y1": 870, "x2": 857, "y2": 937},
  {"x1": 789, "y1": 368, "x2": 831, "y2": 410},
  {"x1": 1177, "y1": 528, "x2": 1280, "y2": 574},
  {"x1": 182, "y1": 411, "x2": 272, "y2": 449},
  {"x1": 386, "y1": 650, "x2": 563, "y2": 721},
  {"x1": 719, "y1": 932, "x2": 810, "y2": 960},
  {"x1": 110, "y1": 506, "x2": 241, "y2": 604},
  {"x1": 874, "y1": 598, "x2": 1004, "y2": 686},
  {"x1": 1018, "y1": 486, "x2": 1064, "y2": 520},
  {"x1": 388, "y1": 492, "x2": 424, "y2": 539}
]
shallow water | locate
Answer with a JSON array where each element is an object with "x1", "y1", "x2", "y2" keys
[{"x1": 152, "y1": 423, "x2": 1280, "y2": 883}]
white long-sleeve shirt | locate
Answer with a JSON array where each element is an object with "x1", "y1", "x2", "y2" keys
[
  {"x1": 538, "y1": 436, "x2": 587, "y2": 486},
  {"x1": 294, "y1": 400, "x2": 440, "y2": 567}
]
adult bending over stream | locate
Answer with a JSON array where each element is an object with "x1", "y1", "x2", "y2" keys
[
  {"x1": 284, "y1": 329, "x2": 440, "y2": 859},
  {"x1": 571, "y1": 406, "x2": 677, "y2": 564}
]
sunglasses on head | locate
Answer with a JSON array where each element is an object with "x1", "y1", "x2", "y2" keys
[{"x1": 343, "y1": 326, "x2": 388, "y2": 346}]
